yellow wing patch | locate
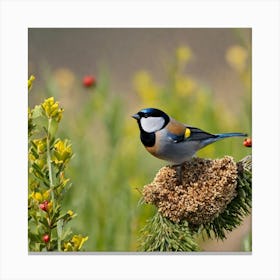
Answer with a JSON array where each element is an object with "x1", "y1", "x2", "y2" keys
[{"x1": 184, "y1": 128, "x2": 191, "y2": 138}]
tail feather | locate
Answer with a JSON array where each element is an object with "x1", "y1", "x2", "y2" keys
[
  {"x1": 215, "y1": 132, "x2": 248, "y2": 139},
  {"x1": 200, "y1": 132, "x2": 247, "y2": 148}
]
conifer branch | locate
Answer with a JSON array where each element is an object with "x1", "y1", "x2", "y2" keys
[
  {"x1": 139, "y1": 155, "x2": 252, "y2": 251},
  {"x1": 139, "y1": 211, "x2": 200, "y2": 252}
]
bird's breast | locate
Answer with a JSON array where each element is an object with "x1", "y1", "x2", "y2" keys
[
  {"x1": 140, "y1": 131, "x2": 161, "y2": 158},
  {"x1": 140, "y1": 131, "x2": 156, "y2": 147}
]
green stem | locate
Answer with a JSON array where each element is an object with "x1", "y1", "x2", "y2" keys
[
  {"x1": 46, "y1": 118, "x2": 60, "y2": 251},
  {"x1": 46, "y1": 215, "x2": 52, "y2": 251},
  {"x1": 46, "y1": 118, "x2": 55, "y2": 202}
]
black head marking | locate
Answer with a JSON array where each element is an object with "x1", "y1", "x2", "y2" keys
[
  {"x1": 132, "y1": 108, "x2": 170, "y2": 147},
  {"x1": 132, "y1": 108, "x2": 170, "y2": 131}
]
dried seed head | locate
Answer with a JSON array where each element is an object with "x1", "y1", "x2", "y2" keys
[{"x1": 142, "y1": 156, "x2": 238, "y2": 225}]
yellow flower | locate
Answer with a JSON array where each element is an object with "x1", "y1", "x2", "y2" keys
[
  {"x1": 30, "y1": 192, "x2": 42, "y2": 202},
  {"x1": 28, "y1": 153, "x2": 36, "y2": 162},
  {"x1": 133, "y1": 71, "x2": 159, "y2": 105},
  {"x1": 52, "y1": 140, "x2": 73, "y2": 164},
  {"x1": 30, "y1": 190, "x2": 50, "y2": 203},
  {"x1": 63, "y1": 242, "x2": 73, "y2": 252},
  {"x1": 176, "y1": 46, "x2": 192, "y2": 64},
  {"x1": 226, "y1": 45, "x2": 248, "y2": 72},
  {"x1": 53, "y1": 68, "x2": 75, "y2": 91},
  {"x1": 41, "y1": 97, "x2": 64, "y2": 121},
  {"x1": 71, "y1": 235, "x2": 88, "y2": 250},
  {"x1": 33, "y1": 138, "x2": 47, "y2": 154},
  {"x1": 28, "y1": 75, "x2": 35, "y2": 91},
  {"x1": 34, "y1": 192, "x2": 42, "y2": 201},
  {"x1": 175, "y1": 75, "x2": 197, "y2": 97},
  {"x1": 42, "y1": 190, "x2": 50, "y2": 200},
  {"x1": 63, "y1": 235, "x2": 88, "y2": 251},
  {"x1": 67, "y1": 210, "x2": 74, "y2": 216}
]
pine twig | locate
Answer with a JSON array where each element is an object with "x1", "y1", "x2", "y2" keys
[{"x1": 139, "y1": 211, "x2": 200, "y2": 252}]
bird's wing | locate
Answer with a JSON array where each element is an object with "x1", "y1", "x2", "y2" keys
[
  {"x1": 185, "y1": 126, "x2": 217, "y2": 141},
  {"x1": 166, "y1": 119, "x2": 217, "y2": 143}
]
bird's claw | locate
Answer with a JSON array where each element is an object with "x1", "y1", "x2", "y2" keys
[{"x1": 172, "y1": 164, "x2": 183, "y2": 185}]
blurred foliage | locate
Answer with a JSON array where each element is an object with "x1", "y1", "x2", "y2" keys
[
  {"x1": 28, "y1": 41, "x2": 251, "y2": 251},
  {"x1": 242, "y1": 231, "x2": 252, "y2": 252}
]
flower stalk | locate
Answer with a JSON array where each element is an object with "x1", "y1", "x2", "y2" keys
[{"x1": 47, "y1": 118, "x2": 55, "y2": 204}]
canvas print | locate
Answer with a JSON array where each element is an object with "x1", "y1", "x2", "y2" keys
[{"x1": 28, "y1": 28, "x2": 252, "y2": 252}]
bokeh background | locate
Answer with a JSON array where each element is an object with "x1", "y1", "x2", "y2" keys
[{"x1": 28, "y1": 28, "x2": 252, "y2": 252}]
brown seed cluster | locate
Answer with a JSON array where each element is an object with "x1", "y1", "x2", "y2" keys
[{"x1": 142, "y1": 156, "x2": 238, "y2": 225}]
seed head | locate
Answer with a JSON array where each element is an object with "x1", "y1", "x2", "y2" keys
[{"x1": 142, "y1": 156, "x2": 238, "y2": 225}]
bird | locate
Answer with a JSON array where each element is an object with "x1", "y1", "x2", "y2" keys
[{"x1": 132, "y1": 108, "x2": 247, "y2": 182}]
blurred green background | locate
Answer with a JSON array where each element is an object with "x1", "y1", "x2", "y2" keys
[{"x1": 28, "y1": 28, "x2": 252, "y2": 251}]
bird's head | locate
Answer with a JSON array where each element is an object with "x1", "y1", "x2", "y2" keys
[{"x1": 132, "y1": 108, "x2": 170, "y2": 133}]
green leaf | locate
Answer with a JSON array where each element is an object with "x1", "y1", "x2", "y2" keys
[
  {"x1": 49, "y1": 118, "x2": 58, "y2": 139},
  {"x1": 57, "y1": 219, "x2": 63, "y2": 239},
  {"x1": 61, "y1": 228, "x2": 72, "y2": 240},
  {"x1": 39, "y1": 217, "x2": 50, "y2": 229},
  {"x1": 32, "y1": 162, "x2": 45, "y2": 176},
  {"x1": 32, "y1": 115, "x2": 48, "y2": 130},
  {"x1": 28, "y1": 232, "x2": 42, "y2": 243},
  {"x1": 32, "y1": 105, "x2": 44, "y2": 118}
]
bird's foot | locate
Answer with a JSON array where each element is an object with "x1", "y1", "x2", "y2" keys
[{"x1": 172, "y1": 163, "x2": 184, "y2": 185}]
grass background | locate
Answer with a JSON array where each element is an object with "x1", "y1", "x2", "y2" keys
[{"x1": 28, "y1": 28, "x2": 251, "y2": 251}]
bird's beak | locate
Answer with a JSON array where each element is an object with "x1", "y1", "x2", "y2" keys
[{"x1": 132, "y1": 113, "x2": 140, "y2": 120}]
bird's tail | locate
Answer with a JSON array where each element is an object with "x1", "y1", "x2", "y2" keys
[
  {"x1": 215, "y1": 132, "x2": 248, "y2": 139},
  {"x1": 200, "y1": 132, "x2": 247, "y2": 148}
]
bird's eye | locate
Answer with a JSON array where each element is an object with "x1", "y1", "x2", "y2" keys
[{"x1": 144, "y1": 113, "x2": 148, "y2": 118}]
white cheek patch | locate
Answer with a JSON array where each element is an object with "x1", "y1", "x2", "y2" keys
[{"x1": 140, "y1": 117, "x2": 165, "y2": 133}]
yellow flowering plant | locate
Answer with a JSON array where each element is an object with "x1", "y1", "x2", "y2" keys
[{"x1": 28, "y1": 76, "x2": 88, "y2": 252}]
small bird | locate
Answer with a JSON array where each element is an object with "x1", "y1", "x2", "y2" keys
[{"x1": 132, "y1": 108, "x2": 247, "y2": 181}]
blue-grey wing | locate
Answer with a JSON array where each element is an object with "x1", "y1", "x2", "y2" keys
[
  {"x1": 186, "y1": 127, "x2": 217, "y2": 141},
  {"x1": 167, "y1": 126, "x2": 217, "y2": 143}
]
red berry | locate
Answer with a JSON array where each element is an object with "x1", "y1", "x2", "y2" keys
[
  {"x1": 243, "y1": 138, "x2": 252, "y2": 147},
  {"x1": 83, "y1": 75, "x2": 96, "y2": 87},
  {"x1": 39, "y1": 200, "x2": 49, "y2": 212},
  {"x1": 43, "y1": 234, "x2": 50, "y2": 243}
]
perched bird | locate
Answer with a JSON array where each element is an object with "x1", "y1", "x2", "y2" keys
[{"x1": 132, "y1": 108, "x2": 247, "y2": 181}]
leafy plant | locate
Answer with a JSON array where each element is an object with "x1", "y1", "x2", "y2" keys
[{"x1": 28, "y1": 76, "x2": 88, "y2": 252}]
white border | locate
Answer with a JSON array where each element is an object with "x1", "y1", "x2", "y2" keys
[{"x1": 1, "y1": 0, "x2": 279, "y2": 279}]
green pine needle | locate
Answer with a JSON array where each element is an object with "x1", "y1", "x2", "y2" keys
[{"x1": 139, "y1": 211, "x2": 200, "y2": 252}]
